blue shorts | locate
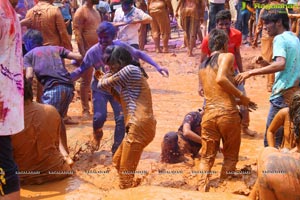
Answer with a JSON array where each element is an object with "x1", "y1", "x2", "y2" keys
[
  {"x1": 0, "y1": 136, "x2": 20, "y2": 195},
  {"x1": 42, "y1": 84, "x2": 74, "y2": 117}
]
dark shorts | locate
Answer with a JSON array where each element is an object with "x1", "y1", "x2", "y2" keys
[{"x1": 0, "y1": 136, "x2": 20, "y2": 195}]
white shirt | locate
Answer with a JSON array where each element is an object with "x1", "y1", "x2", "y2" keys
[
  {"x1": 0, "y1": 0, "x2": 24, "y2": 135},
  {"x1": 113, "y1": 6, "x2": 151, "y2": 45}
]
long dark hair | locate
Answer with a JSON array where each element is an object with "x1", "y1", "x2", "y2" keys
[{"x1": 289, "y1": 91, "x2": 300, "y2": 142}]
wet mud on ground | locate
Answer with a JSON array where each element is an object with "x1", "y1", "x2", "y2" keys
[{"x1": 21, "y1": 36, "x2": 268, "y2": 199}]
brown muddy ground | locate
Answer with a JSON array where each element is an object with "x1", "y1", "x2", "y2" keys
[{"x1": 20, "y1": 35, "x2": 268, "y2": 199}]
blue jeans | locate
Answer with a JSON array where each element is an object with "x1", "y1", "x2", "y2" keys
[
  {"x1": 92, "y1": 90, "x2": 125, "y2": 154},
  {"x1": 264, "y1": 96, "x2": 287, "y2": 147},
  {"x1": 208, "y1": 3, "x2": 225, "y2": 33},
  {"x1": 236, "y1": 9, "x2": 251, "y2": 38}
]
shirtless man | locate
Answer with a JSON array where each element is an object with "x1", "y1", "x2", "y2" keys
[
  {"x1": 250, "y1": 91, "x2": 300, "y2": 200},
  {"x1": 198, "y1": 29, "x2": 256, "y2": 191},
  {"x1": 73, "y1": 0, "x2": 101, "y2": 119},
  {"x1": 148, "y1": 0, "x2": 173, "y2": 53},
  {"x1": 175, "y1": 0, "x2": 200, "y2": 56}
]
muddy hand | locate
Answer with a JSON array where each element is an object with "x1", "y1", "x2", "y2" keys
[
  {"x1": 159, "y1": 68, "x2": 169, "y2": 77},
  {"x1": 248, "y1": 101, "x2": 258, "y2": 112},
  {"x1": 235, "y1": 71, "x2": 251, "y2": 85}
]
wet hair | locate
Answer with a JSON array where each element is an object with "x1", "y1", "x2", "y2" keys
[
  {"x1": 161, "y1": 132, "x2": 182, "y2": 163},
  {"x1": 23, "y1": 29, "x2": 43, "y2": 51},
  {"x1": 289, "y1": 91, "x2": 300, "y2": 142},
  {"x1": 260, "y1": 9, "x2": 289, "y2": 30},
  {"x1": 216, "y1": 10, "x2": 231, "y2": 23},
  {"x1": 104, "y1": 45, "x2": 133, "y2": 68},
  {"x1": 96, "y1": 21, "x2": 117, "y2": 38},
  {"x1": 121, "y1": 0, "x2": 134, "y2": 4},
  {"x1": 24, "y1": 78, "x2": 33, "y2": 101},
  {"x1": 208, "y1": 29, "x2": 228, "y2": 52}
]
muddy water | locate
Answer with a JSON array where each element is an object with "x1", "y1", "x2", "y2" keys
[{"x1": 20, "y1": 45, "x2": 268, "y2": 199}]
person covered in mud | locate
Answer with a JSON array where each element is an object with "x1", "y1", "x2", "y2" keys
[
  {"x1": 249, "y1": 91, "x2": 300, "y2": 200},
  {"x1": 97, "y1": 45, "x2": 156, "y2": 189},
  {"x1": 199, "y1": 9, "x2": 258, "y2": 137},
  {"x1": 70, "y1": 21, "x2": 168, "y2": 155},
  {"x1": 198, "y1": 28, "x2": 256, "y2": 192},
  {"x1": 11, "y1": 79, "x2": 73, "y2": 185},
  {"x1": 148, "y1": 0, "x2": 173, "y2": 53},
  {"x1": 175, "y1": 0, "x2": 200, "y2": 56},
  {"x1": 72, "y1": 0, "x2": 101, "y2": 119},
  {"x1": 23, "y1": 29, "x2": 82, "y2": 118},
  {"x1": 235, "y1": 8, "x2": 300, "y2": 148},
  {"x1": 267, "y1": 106, "x2": 296, "y2": 150},
  {"x1": 161, "y1": 109, "x2": 203, "y2": 165}
]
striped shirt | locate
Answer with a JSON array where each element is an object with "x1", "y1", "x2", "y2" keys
[{"x1": 97, "y1": 64, "x2": 142, "y2": 115}]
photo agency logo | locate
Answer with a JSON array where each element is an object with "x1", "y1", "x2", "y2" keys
[{"x1": 253, "y1": 3, "x2": 299, "y2": 11}]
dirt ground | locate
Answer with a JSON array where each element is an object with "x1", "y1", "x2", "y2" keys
[{"x1": 20, "y1": 33, "x2": 269, "y2": 199}]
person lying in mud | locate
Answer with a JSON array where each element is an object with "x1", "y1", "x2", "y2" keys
[
  {"x1": 161, "y1": 109, "x2": 203, "y2": 165},
  {"x1": 96, "y1": 45, "x2": 156, "y2": 189},
  {"x1": 11, "y1": 79, "x2": 73, "y2": 185},
  {"x1": 267, "y1": 107, "x2": 297, "y2": 150},
  {"x1": 70, "y1": 21, "x2": 168, "y2": 155},
  {"x1": 249, "y1": 91, "x2": 300, "y2": 200},
  {"x1": 198, "y1": 28, "x2": 256, "y2": 192}
]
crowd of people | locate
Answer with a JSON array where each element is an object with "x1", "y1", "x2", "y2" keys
[{"x1": 1, "y1": 0, "x2": 300, "y2": 199}]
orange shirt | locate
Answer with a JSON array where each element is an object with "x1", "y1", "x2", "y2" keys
[{"x1": 201, "y1": 28, "x2": 242, "y2": 70}]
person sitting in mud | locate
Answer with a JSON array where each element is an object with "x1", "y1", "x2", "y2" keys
[
  {"x1": 267, "y1": 107, "x2": 296, "y2": 150},
  {"x1": 161, "y1": 109, "x2": 203, "y2": 165},
  {"x1": 249, "y1": 91, "x2": 300, "y2": 200},
  {"x1": 11, "y1": 78, "x2": 73, "y2": 185},
  {"x1": 198, "y1": 28, "x2": 256, "y2": 192},
  {"x1": 97, "y1": 45, "x2": 156, "y2": 189}
]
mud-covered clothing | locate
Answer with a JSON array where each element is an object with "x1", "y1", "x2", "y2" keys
[
  {"x1": 161, "y1": 111, "x2": 202, "y2": 163},
  {"x1": 11, "y1": 102, "x2": 72, "y2": 185},
  {"x1": 199, "y1": 53, "x2": 241, "y2": 177},
  {"x1": 98, "y1": 64, "x2": 156, "y2": 188},
  {"x1": 25, "y1": 1, "x2": 72, "y2": 50}
]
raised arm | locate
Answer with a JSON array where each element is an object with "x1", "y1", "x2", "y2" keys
[
  {"x1": 216, "y1": 53, "x2": 251, "y2": 106},
  {"x1": 117, "y1": 41, "x2": 169, "y2": 77}
]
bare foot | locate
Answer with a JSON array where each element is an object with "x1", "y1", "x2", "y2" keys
[
  {"x1": 91, "y1": 130, "x2": 103, "y2": 152},
  {"x1": 155, "y1": 48, "x2": 162, "y2": 53},
  {"x1": 188, "y1": 52, "x2": 194, "y2": 57},
  {"x1": 242, "y1": 128, "x2": 257, "y2": 137},
  {"x1": 162, "y1": 48, "x2": 169, "y2": 53}
]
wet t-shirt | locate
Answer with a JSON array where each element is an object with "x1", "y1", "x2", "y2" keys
[{"x1": 24, "y1": 46, "x2": 74, "y2": 90}]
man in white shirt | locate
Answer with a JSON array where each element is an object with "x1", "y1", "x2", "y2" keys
[{"x1": 113, "y1": 0, "x2": 152, "y2": 49}]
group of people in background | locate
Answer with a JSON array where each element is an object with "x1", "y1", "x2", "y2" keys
[{"x1": 1, "y1": 0, "x2": 300, "y2": 199}]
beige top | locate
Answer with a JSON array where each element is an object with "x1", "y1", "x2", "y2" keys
[
  {"x1": 11, "y1": 102, "x2": 71, "y2": 185},
  {"x1": 26, "y1": 1, "x2": 72, "y2": 50}
]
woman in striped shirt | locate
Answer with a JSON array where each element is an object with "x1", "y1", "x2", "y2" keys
[{"x1": 97, "y1": 45, "x2": 156, "y2": 189}]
